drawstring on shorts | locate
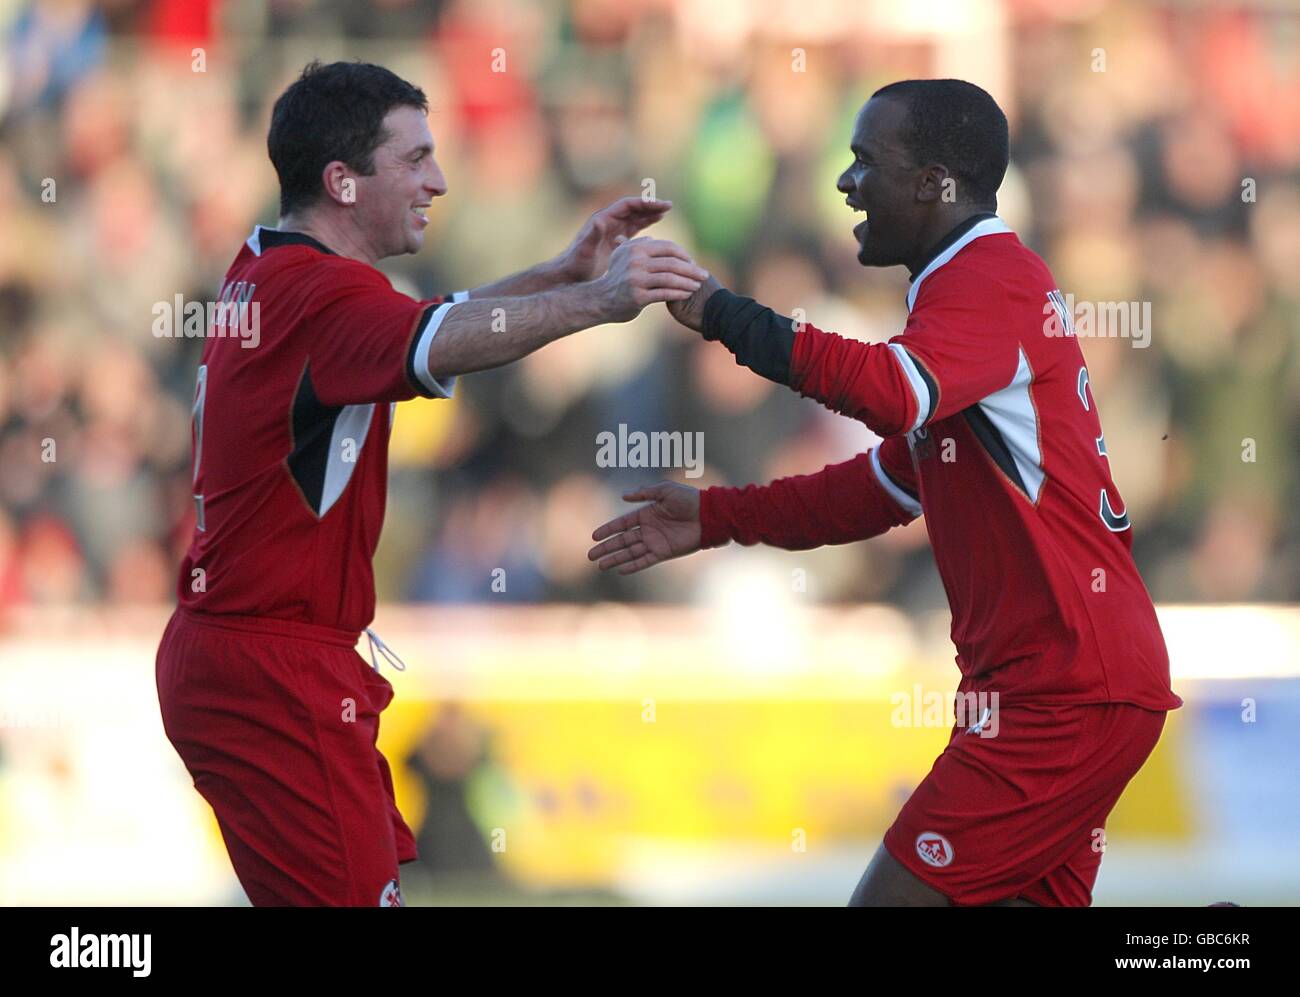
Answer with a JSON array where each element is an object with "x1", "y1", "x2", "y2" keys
[{"x1": 364, "y1": 627, "x2": 407, "y2": 673}]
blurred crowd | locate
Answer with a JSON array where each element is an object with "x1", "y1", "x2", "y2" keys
[{"x1": 0, "y1": 0, "x2": 1297, "y2": 617}]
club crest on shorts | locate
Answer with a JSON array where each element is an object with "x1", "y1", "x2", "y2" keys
[
  {"x1": 379, "y1": 879, "x2": 403, "y2": 906},
  {"x1": 916, "y1": 832, "x2": 954, "y2": 868}
]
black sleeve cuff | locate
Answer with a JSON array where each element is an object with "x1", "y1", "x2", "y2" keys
[{"x1": 701, "y1": 289, "x2": 796, "y2": 387}]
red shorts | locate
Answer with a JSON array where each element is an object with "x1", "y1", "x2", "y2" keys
[
  {"x1": 882, "y1": 700, "x2": 1167, "y2": 906},
  {"x1": 156, "y1": 608, "x2": 417, "y2": 906}
]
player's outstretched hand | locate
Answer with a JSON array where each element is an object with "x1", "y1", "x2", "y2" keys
[
  {"x1": 594, "y1": 237, "x2": 710, "y2": 323},
  {"x1": 666, "y1": 273, "x2": 724, "y2": 332},
  {"x1": 588, "y1": 481, "x2": 703, "y2": 575},
  {"x1": 559, "y1": 196, "x2": 674, "y2": 283}
]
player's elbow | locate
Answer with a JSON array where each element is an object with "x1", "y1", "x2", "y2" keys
[
  {"x1": 411, "y1": 336, "x2": 463, "y2": 398},
  {"x1": 848, "y1": 399, "x2": 915, "y2": 439}
]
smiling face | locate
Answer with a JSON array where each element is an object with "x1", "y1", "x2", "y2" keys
[
  {"x1": 350, "y1": 105, "x2": 447, "y2": 260},
  {"x1": 837, "y1": 97, "x2": 932, "y2": 269}
]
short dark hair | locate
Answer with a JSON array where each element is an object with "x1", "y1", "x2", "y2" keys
[
  {"x1": 870, "y1": 79, "x2": 1009, "y2": 208},
  {"x1": 268, "y1": 60, "x2": 428, "y2": 216}
]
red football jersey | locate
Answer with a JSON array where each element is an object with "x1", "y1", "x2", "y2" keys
[
  {"x1": 176, "y1": 225, "x2": 462, "y2": 632},
  {"x1": 703, "y1": 217, "x2": 1181, "y2": 710}
]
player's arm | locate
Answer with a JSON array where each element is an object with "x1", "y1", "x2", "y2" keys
[
  {"x1": 460, "y1": 196, "x2": 674, "y2": 298},
  {"x1": 587, "y1": 438, "x2": 921, "y2": 574},
  {"x1": 669, "y1": 276, "x2": 1017, "y2": 437},
  {"x1": 306, "y1": 236, "x2": 705, "y2": 407},
  {"x1": 703, "y1": 438, "x2": 922, "y2": 550},
  {"x1": 418, "y1": 237, "x2": 706, "y2": 385}
]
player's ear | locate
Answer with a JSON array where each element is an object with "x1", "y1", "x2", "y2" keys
[
  {"x1": 915, "y1": 164, "x2": 948, "y2": 205},
  {"x1": 320, "y1": 160, "x2": 357, "y2": 207}
]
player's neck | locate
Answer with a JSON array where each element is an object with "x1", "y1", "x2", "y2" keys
[
  {"x1": 905, "y1": 207, "x2": 998, "y2": 279},
  {"x1": 277, "y1": 211, "x2": 379, "y2": 267}
]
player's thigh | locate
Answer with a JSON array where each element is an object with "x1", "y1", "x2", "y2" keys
[
  {"x1": 848, "y1": 843, "x2": 1039, "y2": 907},
  {"x1": 194, "y1": 759, "x2": 403, "y2": 906},
  {"x1": 1020, "y1": 704, "x2": 1168, "y2": 906},
  {"x1": 881, "y1": 703, "x2": 1105, "y2": 906},
  {"x1": 273, "y1": 642, "x2": 409, "y2": 904},
  {"x1": 848, "y1": 843, "x2": 951, "y2": 906},
  {"x1": 159, "y1": 619, "x2": 404, "y2": 904}
]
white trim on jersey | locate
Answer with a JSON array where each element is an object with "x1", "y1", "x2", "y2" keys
[
  {"x1": 320, "y1": 403, "x2": 375, "y2": 517},
  {"x1": 871, "y1": 446, "x2": 923, "y2": 520},
  {"x1": 247, "y1": 225, "x2": 265, "y2": 256},
  {"x1": 906, "y1": 216, "x2": 1013, "y2": 313},
  {"x1": 410, "y1": 302, "x2": 460, "y2": 399},
  {"x1": 450, "y1": 289, "x2": 471, "y2": 303},
  {"x1": 888, "y1": 342, "x2": 932, "y2": 433},
  {"x1": 976, "y1": 346, "x2": 1045, "y2": 503}
]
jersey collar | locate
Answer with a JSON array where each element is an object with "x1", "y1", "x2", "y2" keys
[
  {"x1": 246, "y1": 225, "x2": 337, "y2": 257},
  {"x1": 905, "y1": 212, "x2": 1012, "y2": 313}
]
